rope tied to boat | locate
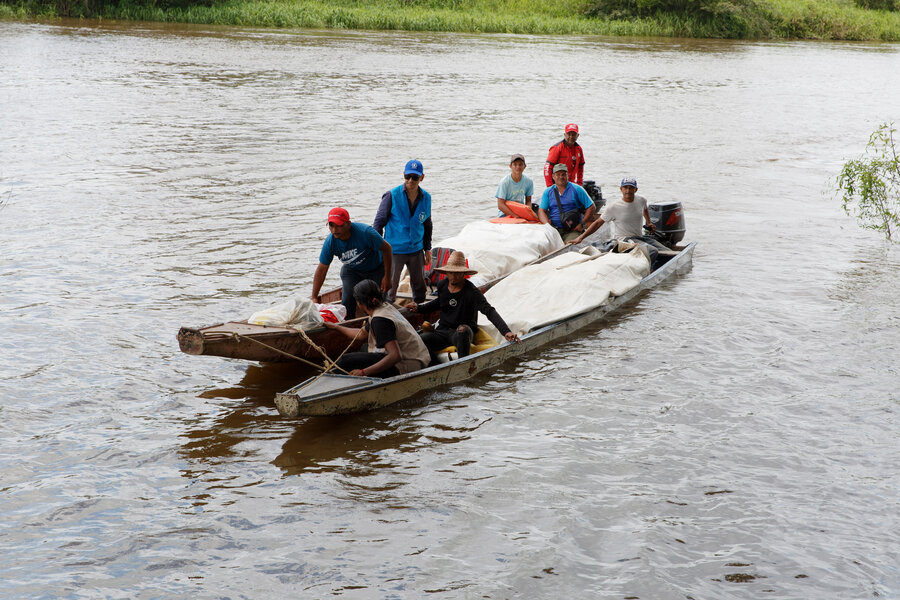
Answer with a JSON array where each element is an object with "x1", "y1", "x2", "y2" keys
[
  {"x1": 289, "y1": 327, "x2": 369, "y2": 393},
  {"x1": 229, "y1": 329, "x2": 359, "y2": 376},
  {"x1": 294, "y1": 324, "x2": 329, "y2": 359}
]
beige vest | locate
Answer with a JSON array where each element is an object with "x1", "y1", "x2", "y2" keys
[{"x1": 368, "y1": 303, "x2": 430, "y2": 375}]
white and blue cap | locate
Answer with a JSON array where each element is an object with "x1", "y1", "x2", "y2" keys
[
  {"x1": 620, "y1": 176, "x2": 638, "y2": 188},
  {"x1": 404, "y1": 159, "x2": 424, "y2": 176}
]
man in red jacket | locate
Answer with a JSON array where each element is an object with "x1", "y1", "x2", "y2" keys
[{"x1": 543, "y1": 123, "x2": 585, "y2": 187}]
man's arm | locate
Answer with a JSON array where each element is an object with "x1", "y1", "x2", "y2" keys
[
  {"x1": 575, "y1": 150, "x2": 585, "y2": 185},
  {"x1": 311, "y1": 263, "x2": 329, "y2": 303},
  {"x1": 472, "y1": 288, "x2": 518, "y2": 342},
  {"x1": 538, "y1": 207, "x2": 551, "y2": 226},
  {"x1": 582, "y1": 203, "x2": 596, "y2": 225},
  {"x1": 497, "y1": 198, "x2": 517, "y2": 217},
  {"x1": 570, "y1": 217, "x2": 605, "y2": 245},
  {"x1": 353, "y1": 340, "x2": 401, "y2": 377},
  {"x1": 422, "y1": 217, "x2": 433, "y2": 266},
  {"x1": 422, "y1": 217, "x2": 433, "y2": 252},
  {"x1": 643, "y1": 207, "x2": 656, "y2": 231},
  {"x1": 544, "y1": 145, "x2": 559, "y2": 187},
  {"x1": 576, "y1": 186, "x2": 596, "y2": 228},
  {"x1": 373, "y1": 191, "x2": 392, "y2": 234},
  {"x1": 348, "y1": 318, "x2": 399, "y2": 376},
  {"x1": 323, "y1": 321, "x2": 365, "y2": 340},
  {"x1": 379, "y1": 240, "x2": 393, "y2": 293},
  {"x1": 411, "y1": 296, "x2": 440, "y2": 315}
]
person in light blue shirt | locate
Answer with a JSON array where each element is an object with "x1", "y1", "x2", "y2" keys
[
  {"x1": 495, "y1": 153, "x2": 534, "y2": 217},
  {"x1": 538, "y1": 163, "x2": 596, "y2": 242}
]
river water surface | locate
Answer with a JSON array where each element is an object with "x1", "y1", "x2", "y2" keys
[{"x1": 1, "y1": 20, "x2": 898, "y2": 599}]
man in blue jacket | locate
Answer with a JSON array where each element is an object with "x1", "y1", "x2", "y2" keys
[{"x1": 373, "y1": 159, "x2": 433, "y2": 303}]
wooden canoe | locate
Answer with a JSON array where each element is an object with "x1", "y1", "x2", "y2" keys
[
  {"x1": 177, "y1": 286, "x2": 378, "y2": 363},
  {"x1": 176, "y1": 237, "x2": 574, "y2": 364},
  {"x1": 274, "y1": 241, "x2": 696, "y2": 417}
]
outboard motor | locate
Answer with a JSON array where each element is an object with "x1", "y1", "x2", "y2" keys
[
  {"x1": 648, "y1": 202, "x2": 685, "y2": 247},
  {"x1": 582, "y1": 180, "x2": 605, "y2": 209}
]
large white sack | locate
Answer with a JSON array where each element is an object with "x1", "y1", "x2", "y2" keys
[
  {"x1": 396, "y1": 220, "x2": 563, "y2": 295},
  {"x1": 438, "y1": 221, "x2": 563, "y2": 287},
  {"x1": 248, "y1": 296, "x2": 324, "y2": 330},
  {"x1": 478, "y1": 246, "x2": 650, "y2": 342}
]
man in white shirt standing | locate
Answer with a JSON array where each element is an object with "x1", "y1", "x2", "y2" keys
[{"x1": 569, "y1": 176, "x2": 657, "y2": 245}]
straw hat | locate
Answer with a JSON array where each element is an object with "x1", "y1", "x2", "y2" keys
[{"x1": 435, "y1": 250, "x2": 478, "y2": 276}]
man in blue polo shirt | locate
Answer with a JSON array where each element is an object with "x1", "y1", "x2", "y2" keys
[
  {"x1": 538, "y1": 163, "x2": 596, "y2": 242},
  {"x1": 373, "y1": 159, "x2": 433, "y2": 303},
  {"x1": 312, "y1": 207, "x2": 393, "y2": 320}
]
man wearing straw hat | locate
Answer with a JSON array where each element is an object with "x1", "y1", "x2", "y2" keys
[{"x1": 408, "y1": 250, "x2": 519, "y2": 364}]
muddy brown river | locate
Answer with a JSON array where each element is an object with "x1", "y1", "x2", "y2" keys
[{"x1": 1, "y1": 19, "x2": 898, "y2": 598}]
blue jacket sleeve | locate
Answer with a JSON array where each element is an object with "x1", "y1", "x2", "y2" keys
[{"x1": 373, "y1": 191, "x2": 392, "y2": 235}]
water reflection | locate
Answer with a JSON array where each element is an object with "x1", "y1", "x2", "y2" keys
[
  {"x1": 197, "y1": 361, "x2": 313, "y2": 402},
  {"x1": 273, "y1": 412, "x2": 422, "y2": 475},
  {"x1": 178, "y1": 358, "x2": 506, "y2": 480},
  {"x1": 182, "y1": 362, "x2": 464, "y2": 476}
]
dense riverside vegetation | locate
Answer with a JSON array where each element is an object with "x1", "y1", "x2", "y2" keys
[{"x1": 2, "y1": 0, "x2": 900, "y2": 40}]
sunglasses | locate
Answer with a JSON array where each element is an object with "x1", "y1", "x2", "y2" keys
[{"x1": 405, "y1": 174, "x2": 420, "y2": 181}]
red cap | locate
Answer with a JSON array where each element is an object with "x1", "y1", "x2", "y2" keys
[
  {"x1": 327, "y1": 207, "x2": 350, "y2": 225},
  {"x1": 565, "y1": 123, "x2": 579, "y2": 133}
]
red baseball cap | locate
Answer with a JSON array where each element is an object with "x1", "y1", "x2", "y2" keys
[
  {"x1": 565, "y1": 123, "x2": 579, "y2": 133},
  {"x1": 327, "y1": 207, "x2": 350, "y2": 225}
]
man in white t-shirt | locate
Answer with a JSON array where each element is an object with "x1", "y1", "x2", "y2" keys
[
  {"x1": 569, "y1": 176, "x2": 656, "y2": 244},
  {"x1": 495, "y1": 153, "x2": 534, "y2": 217}
]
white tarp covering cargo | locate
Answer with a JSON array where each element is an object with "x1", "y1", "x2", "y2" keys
[
  {"x1": 438, "y1": 221, "x2": 563, "y2": 287},
  {"x1": 478, "y1": 245, "x2": 651, "y2": 342},
  {"x1": 398, "y1": 221, "x2": 564, "y2": 292}
]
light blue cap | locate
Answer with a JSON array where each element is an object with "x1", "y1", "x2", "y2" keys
[
  {"x1": 404, "y1": 159, "x2": 424, "y2": 176},
  {"x1": 620, "y1": 176, "x2": 637, "y2": 188}
]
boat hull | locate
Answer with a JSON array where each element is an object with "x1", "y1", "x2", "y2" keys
[
  {"x1": 176, "y1": 321, "x2": 368, "y2": 362},
  {"x1": 275, "y1": 242, "x2": 695, "y2": 417}
]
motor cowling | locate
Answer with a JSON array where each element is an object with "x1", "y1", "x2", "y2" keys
[
  {"x1": 648, "y1": 202, "x2": 685, "y2": 246},
  {"x1": 582, "y1": 180, "x2": 605, "y2": 209}
]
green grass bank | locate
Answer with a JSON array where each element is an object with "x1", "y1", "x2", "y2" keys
[{"x1": 3, "y1": 0, "x2": 900, "y2": 40}]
